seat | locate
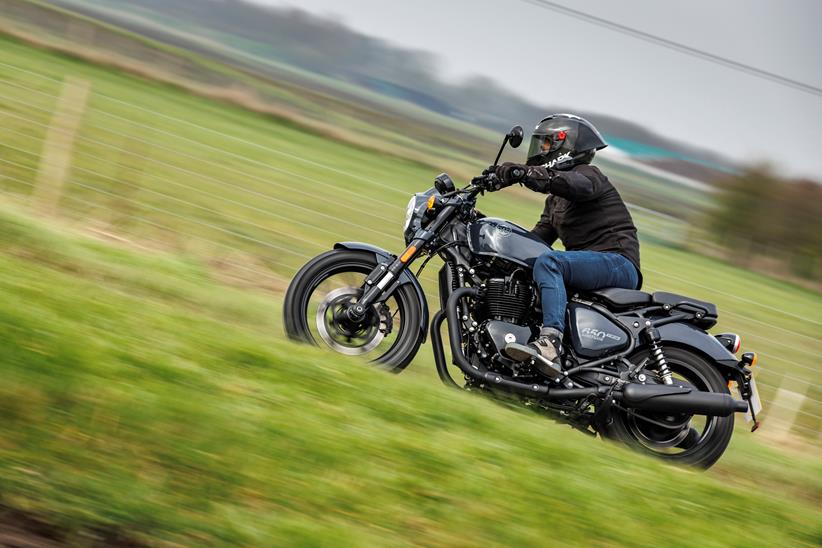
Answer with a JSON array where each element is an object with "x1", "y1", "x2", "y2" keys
[
  {"x1": 584, "y1": 287, "x2": 653, "y2": 309},
  {"x1": 652, "y1": 291, "x2": 718, "y2": 319}
]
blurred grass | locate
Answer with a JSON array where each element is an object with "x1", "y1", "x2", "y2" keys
[{"x1": 1, "y1": 203, "x2": 820, "y2": 545}]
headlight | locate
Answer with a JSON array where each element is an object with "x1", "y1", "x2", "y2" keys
[{"x1": 403, "y1": 196, "x2": 417, "y2": 232}]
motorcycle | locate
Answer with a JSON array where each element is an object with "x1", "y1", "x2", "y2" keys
[{"x1": 284, "y1": 126, "x2": 762, "y2": 468}]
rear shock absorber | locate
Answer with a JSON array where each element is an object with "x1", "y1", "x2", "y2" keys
[{"x1": 643, "y1": 326, "x2": 673, "y2": 385}]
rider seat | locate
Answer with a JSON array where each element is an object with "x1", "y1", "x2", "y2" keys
[{"x1": 583, "y1": 287, "x2": 652, "y2": 309}]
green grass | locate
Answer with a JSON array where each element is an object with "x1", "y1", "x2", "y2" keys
[{"x1": 1, "y1": 202, "x2": 821, "y2": 546}]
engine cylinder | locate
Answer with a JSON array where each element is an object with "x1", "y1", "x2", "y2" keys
[{"x1": 483, "y1": 278, "x2": 533, "y2": 324}]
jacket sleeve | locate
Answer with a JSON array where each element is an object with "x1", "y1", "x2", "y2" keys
[
  {"x1": 532, "y1": 211, "x2": 558, "y2": 246},
  {"x1": 547, "y1": 165, "x2": 605, "y2": 201}
]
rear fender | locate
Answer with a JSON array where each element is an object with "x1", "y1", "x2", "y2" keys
[
  {"x1": 657, "y1": 322, "x2": 744, "y2": 379},
  {"x1": 334, "y1": 242, "x2": 429, "y2": 343}
]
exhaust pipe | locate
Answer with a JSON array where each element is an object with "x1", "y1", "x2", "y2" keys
[
  {"x1": 445, "y1": 288, "x2": 549, "y2": 396},
  {"x1": 621, "y1": 383, "x2": 748, "y2": 417},
  {"x1": 444, "y1": 288, "x2": 608, "y2": 399}
]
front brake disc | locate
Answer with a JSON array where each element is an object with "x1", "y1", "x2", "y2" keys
[{"x1": 316, "y1": 286, "x2": 384, "y2": 355}]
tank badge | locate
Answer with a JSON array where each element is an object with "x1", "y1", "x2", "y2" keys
[{"x1": 496, "y1": 224, "x2": 512, "y2": 237}]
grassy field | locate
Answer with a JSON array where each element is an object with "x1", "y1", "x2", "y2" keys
[
  {"x1": 1, "y1": 202, "x2": 821, "y2": 546},
  {"x1": 0, "y1": 30, "x2": 820, "y2": 544}
]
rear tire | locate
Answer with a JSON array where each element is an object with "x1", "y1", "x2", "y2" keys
[
  {"x1": 284, "y1": 249, "x2": 423, "y2": 372},
  {"x1": 605, "y1": 347, "x2": 735, "y2": 469}
]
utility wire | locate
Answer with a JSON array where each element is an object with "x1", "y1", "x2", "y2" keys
[{"x1": 520, "y1": 0, "x2": 822, "y2": 98}]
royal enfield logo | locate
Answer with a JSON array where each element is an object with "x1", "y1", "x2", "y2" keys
[
  {"x1": 496, "y1": 224, "x2": 512, "y2": 237},
  {"x1": 580, "y1": 327, "x2": 622, "y2": 342}
]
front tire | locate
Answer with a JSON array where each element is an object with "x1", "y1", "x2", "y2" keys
[
  {"x1": 605, "y1": 347, "x2": 735, "y2": 469},
  {"x1": 284, "y1": 249, "x2": 423, "y2": 371}
]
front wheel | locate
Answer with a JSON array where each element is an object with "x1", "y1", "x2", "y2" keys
[
  {"x1": 605, "y1": 347, "x2": 735, "y2": 469},
  {"x1": 283, "y1": 249, "x2": 423, "y2": 371}
]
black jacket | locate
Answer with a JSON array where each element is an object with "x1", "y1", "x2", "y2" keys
[{"x1": 529, "y1": 164, "x2": 642, "y2": 287}]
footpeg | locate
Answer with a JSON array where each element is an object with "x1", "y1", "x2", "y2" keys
[{"x1": 504, "y1": 343, "x2": 563, "y2": 380}]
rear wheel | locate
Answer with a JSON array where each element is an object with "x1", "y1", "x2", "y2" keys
[
  {"x1": 605, "y1": 347, "x2": 735, "y2": 469},
  {"x1": 283, "y1": 249, "x2": 423, "y2": 371}
]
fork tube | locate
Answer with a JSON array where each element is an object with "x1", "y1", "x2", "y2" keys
[{"x1": 353, "y1": 205, "x2": 457, "y2": 314}]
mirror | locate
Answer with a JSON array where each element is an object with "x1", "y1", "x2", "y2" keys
[
  {"x1": 508, "y1": 125, "x2": 524, "y2": 148},
  {"x1": 492, "y1": 125, "x2": 525, "y2": 167},
  {"x1": 434, "y1": 173, "x2": 456, "y2": 194}
]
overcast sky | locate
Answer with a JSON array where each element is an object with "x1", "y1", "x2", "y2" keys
[{"x1": 251, "y1": 0, "x2": 822, "y2": 179}]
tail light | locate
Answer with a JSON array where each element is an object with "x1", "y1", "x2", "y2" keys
[{"x1": 715, "y1": 333, "x2": 741, "y2": 354}]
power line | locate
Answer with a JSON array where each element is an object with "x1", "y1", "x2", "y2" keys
[{"x1": 520, "y1": 0, "x2": 822, "y2": 98}]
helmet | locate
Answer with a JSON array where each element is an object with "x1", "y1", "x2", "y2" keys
[{"x1": 526, "y1": 114, "x2": 608, "y2": 169}]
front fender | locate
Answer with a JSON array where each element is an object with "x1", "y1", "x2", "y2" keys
[
  {"x1": 657, "y1": 322, "x2": 743, "y2": 378},
  {"x1": 334, "y1": 242, "x2": 429, "y2": 343}
]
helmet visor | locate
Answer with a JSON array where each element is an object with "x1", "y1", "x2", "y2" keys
[
  {"x1": 527, "y1": 129, "x2": 569, "y2": 165},
  {"x1": 528, "y1": 134, "x2": 559, "y2": 158}
]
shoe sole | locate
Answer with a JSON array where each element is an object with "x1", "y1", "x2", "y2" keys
[
  {"x1": 504, "y1": 342, "x2": 563, "y2": 379},
  {"x1": 503, "y1": 342, "x2": 538, "y2": 362}
]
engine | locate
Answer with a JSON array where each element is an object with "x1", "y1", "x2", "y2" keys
[
  {"x1": 482, "y1": 277, "x2": 534, "y2": 325},
  {"x1": 476, "y1": 276, "x2": 537, "y2": 364}
]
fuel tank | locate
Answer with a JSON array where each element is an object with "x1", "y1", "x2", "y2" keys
[{"x1": 467, "y1": 218, "x2": 550, "y2": 268}]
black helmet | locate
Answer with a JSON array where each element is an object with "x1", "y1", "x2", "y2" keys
[{"x1": 526, "y1": 114, "x2": 608, "y2": 169}]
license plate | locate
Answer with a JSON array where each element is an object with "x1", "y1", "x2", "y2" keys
[{"x1": 739, "y1": 377, "x2": 763, "y2": 422}]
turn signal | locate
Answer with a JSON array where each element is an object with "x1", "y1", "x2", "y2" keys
[
  {"x1": 740, "y1": 352, "x2": 758, "y2": 367},
  {"x1": 426, "y1": 195, "x2": 437, "y2": 210},
  {"x1": 400, "y1": 245, "x2": 417, "y2": 263}
]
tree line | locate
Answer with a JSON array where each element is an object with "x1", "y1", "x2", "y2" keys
[{"x1": 709, "y1": 167, "x2": 822, "y2": 281}]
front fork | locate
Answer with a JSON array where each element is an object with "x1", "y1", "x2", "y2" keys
[
  {"x1": 345, "y1": 235, "x2": 430, "y2": 322},
  {"x1": 346, "y1": 205, "x2": 457, "y2": 322}
]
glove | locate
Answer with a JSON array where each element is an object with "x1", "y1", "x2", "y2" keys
[
  {"x1": 521, "y1": 165, "x2": 556, "y2": 193},
  {"x1": 494, "y1": 162, "x2": 528, "y2": 186}
]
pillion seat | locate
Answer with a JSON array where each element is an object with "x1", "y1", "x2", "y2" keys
[{"x1": 581, "y1": 288, "x2": 718, "y2": 327}]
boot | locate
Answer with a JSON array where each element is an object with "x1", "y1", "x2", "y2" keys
[{"x1": 504, "y1": 327, "x2": 563, "y2": 379}]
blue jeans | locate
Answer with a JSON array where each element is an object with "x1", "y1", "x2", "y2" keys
[{"x1": 533, "y1": 250, "x2": 639, "y2": 331}]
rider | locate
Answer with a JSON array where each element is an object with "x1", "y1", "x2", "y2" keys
[{"x1": 493, "y1": 114, "x2": 642, "y2": 376}]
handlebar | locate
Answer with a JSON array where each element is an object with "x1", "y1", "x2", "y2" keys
[
  {"x1": 442, "y1": 170, "x2": 520, "y2": 199},
  {"x1": 470, "y1": 172, "x2": 518, "y2": 193}
]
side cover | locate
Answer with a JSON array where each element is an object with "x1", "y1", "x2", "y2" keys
[
  {"x1": 568, "y1": 303, "x2": 631, "y2": 358},
  {"x1": 334, "y1": 242, "x2": 429, "y2": 343}
]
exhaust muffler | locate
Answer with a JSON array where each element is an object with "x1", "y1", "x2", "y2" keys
[{"x1": 621, "y1": 383, "x2": 748, "y2": 417}]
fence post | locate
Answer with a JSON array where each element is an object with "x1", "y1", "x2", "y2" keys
[
  {"x1": 764, "y1": 379, "x2": 808, "y2": 442},
  {"x1": 32, "y1": 76, "x2": 91, "y2": 216}
]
